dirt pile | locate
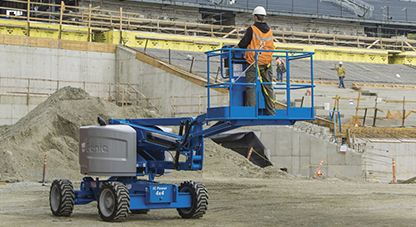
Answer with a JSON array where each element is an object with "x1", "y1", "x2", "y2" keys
[
  {"x1": 0, "y1": 87, "x2": 157, "y2": 182},
  {"x1": 0, "y1": 87, "x2": 288, "y2": 182}
]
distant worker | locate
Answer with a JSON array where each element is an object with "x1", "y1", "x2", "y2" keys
[
  {"x1": 275, "y1": 57, "x2": 286, "y2": 82},
  {"x1": 335, "y1": 62, "x2": 346, "y2": 88},
  {"x1": 233, "y1": 6, "x2": 275, "y2": 116}
]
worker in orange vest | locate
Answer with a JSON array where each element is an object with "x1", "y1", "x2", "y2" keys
[{"x1": 234, "y1": 6, "x2": 275, "y2": 116}]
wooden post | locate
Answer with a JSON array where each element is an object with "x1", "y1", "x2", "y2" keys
[
  {"x1": 362, "y1": 108, "x2": 367, "y2": 126},
  {"x1": 59, "y1": 1, "x2": 64, "y2": 40},
  {"x1": 184, "y1": 22, "x2": 188, "y2": 35},
  {"x1": 355, "y1": 88, "x2": 362, "y2": 118},
  {"x1": 87, "y1": 4, "x2": 92, "y2": 42},
  {"x1": 373, "y1": 96, "x2": 378, "y2": 127},
  {"x1": 332, "y1": 95, "x2": 338, "y2": 120},
  {"x1": 119, "y1": 7, "x2": 123, "y2": 44},
  {"x1": 27, "y1": 0, "x2": 31, "y2": 37}
]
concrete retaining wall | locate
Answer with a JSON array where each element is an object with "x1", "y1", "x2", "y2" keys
[
  {"x1": 237, "y1": 123, "x2": 364, "y2": 179},
  {"x1": 361, "y1": 138, "x2": 416, "y2": 182},
  {"x1": 0, "y1": 44, "x2": 116, "y2": 124}
]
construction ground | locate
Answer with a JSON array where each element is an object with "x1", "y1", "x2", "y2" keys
[
  {"x1": 2, "y1": 177, "x2": 416, "y2": 226},
  {"x1": 2, "y1": 1, "x2": 416, "y2": 225}
]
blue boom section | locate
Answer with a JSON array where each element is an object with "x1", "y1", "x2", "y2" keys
[{"x1": 73, "y1": 47, "x2": 315, "y2": 214}]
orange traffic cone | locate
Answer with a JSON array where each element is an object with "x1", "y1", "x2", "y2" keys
[
  {"x1": 247, "y1": 147, "x2": 253, "y2": 160},
  {"x1": 314, "y1": 158, "x2": 325, "y2": 178}
]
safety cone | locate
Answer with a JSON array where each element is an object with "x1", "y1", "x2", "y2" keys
[
  {"x1": 391, "y1": 158, "x2": 397, "y2": 183},
  {"x1": 314, "y1": 158, "x2": 325, "y2": 178},
  {"x1": 247, "y1": 147, "x2": 253, "y2": 160}
]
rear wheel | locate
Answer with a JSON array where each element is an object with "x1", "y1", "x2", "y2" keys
[
  {"x1": 49, "y1": 179, "x2": 75, "y2": 217},
  {"x1": 177, "y1": 180, "x2": 208, "y2": 219},
  {"x1": 97, "y1": 181, "x2": 130, "y2": 222}
]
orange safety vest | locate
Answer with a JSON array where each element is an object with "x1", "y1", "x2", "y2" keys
[{"x1": 245, "y1": 25, "x2": 274, "y2": 65}]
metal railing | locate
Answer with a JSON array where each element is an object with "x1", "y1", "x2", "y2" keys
[
  {"x1": 170, "y1": 94, "x2": 228, "y2": 117},
  {"x1": 115, "y1": 83, "x2": 161, "y2": 112},
  {"x1": 0, "y1": 76, "x2": 160, "y2": 112}
]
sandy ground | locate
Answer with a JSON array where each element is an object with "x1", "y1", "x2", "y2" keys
[{"x1": 1, "y1": 177, "x2": 416, "y2": 227}]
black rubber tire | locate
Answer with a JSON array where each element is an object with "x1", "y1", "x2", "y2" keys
[
  {"x1": 130, "y1": 209, "x2": 149, "y2": 214},
  {"x1": 177, "y1": 180, "x2": 208, "y2": 219},
  {"x1": 97, "y1": 181, "x2": 130, "y2": 222},
  {"x1": 49, "y1": 179, "x2": 75, "y2": 217}
]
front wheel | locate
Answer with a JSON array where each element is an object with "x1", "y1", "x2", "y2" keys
[
  {"x1": 177, "y1": 180, "x2": 208, "y2": 219},
  {"x1": 49, "y1": 179, "x2": 75, "y2": 217},
  {"x1": 97, "y1": 181, "x2": 130, "y2": 222}
]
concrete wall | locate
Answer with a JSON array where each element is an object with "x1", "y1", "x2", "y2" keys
[
  {"x1": 237, "y1": 122, "x2": 363, "y2": 179},
  {"x1": 0, "y1": 44, "x2": 116, "y2": 124},
  {"x1": 115, "y1": 46, "x2": 227, "y2": 117},
  {"x1": 360, "y1": 138, "x2": 416, "y2": 182}
]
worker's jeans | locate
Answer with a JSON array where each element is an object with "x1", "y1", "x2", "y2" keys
[
  {"x1": 277, "y1": 72, "x2": 284, "y2": 82},
  {"x1": 245, "y1": 64, "x2": 275, "y2": 116},
  {"x1": 338, "y1": 76, "x2": 345, "y2": 88}
]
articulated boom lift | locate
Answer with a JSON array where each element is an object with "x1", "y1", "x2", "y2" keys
[{"x1": 49, "y1": 47, "x2": 315, "y2": 222}]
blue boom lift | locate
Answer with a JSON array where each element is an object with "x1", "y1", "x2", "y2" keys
[{"x1": 49, "y1": 46, "x2": 315, "y2": 221}]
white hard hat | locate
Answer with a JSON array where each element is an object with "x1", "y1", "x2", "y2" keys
[
  {"x1": 253, "y1": 6, "x2": 267, "y2": 16},
  {"x1": 339, "y1": 62, "x2": 343, "y2": 65}
]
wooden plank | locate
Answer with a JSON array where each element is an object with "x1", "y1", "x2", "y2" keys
[
  {"x1": 222, "y1": 28, "x2": 236, "y2": 38},
  {"x1": 366, "y1": 39, "x2": 380, "y2": 49},
  {"x1": 134, "y1": 49, "x2": 228, "y2": 94}
]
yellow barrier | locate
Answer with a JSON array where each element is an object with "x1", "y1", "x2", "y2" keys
[
  {"x1": 2, "y1": 18, "x2": 416, "y2": 65},
  {"x1": 0, "y1": 19, "x2": 88, "y2": 41}
]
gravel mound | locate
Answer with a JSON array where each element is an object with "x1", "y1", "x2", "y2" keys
[{"x1": 0, "y1": 87, "x2": 287, "y2": 182}]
